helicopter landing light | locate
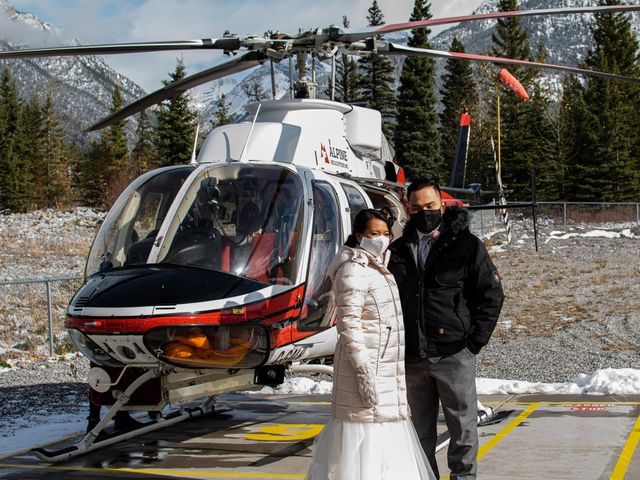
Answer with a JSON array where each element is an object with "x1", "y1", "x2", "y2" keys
[{"x1": 88, "y1": 367, "x2": 113, "y2": 393}]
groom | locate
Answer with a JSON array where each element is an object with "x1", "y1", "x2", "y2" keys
[{"x1": 388, "y1": 179, "x2": 504, "y2": 479}]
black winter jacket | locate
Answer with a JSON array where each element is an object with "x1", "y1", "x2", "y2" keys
[{"x1": 388, "y1": 206, "x2": 504, "y2": 359}]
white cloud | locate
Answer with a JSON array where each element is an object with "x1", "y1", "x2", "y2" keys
[{"x1": 7, "y1": 0, "x2": 484, "y2": 92}]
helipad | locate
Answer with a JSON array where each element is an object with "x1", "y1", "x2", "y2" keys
[{"x1": 0, "y1": 393, "x2": 638, "y2": 480}]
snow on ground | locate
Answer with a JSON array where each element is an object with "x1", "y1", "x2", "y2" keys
[
  {"x1": 545, "y1": 228, "x2": 637, "y2": 243},
  {"x1": 246, "y1": 369, "x2": 640, "y2": 398},
  {"x1": 477, "y1": 368, "x2": 640, "y2": 396},
  {"x1": 247, "y1": 376, "x2": 334, "y2": 395}
]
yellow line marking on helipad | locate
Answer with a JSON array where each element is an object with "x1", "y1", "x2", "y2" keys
[
  {"x1": 483, "y1": 401, "x2": 640, "y2": 405},
  {"x1": 440, "y1": 403, "x2": 540, "y2": 480},
  {"x1": 478, "y1": 402, "x2": 540, "y2": 461},
  {"x1": 610, "y1": 413, "x2": 640, "y2": 480},
  {"x1": 0, "y1": 463, "x2": 305, "y2": 478},
  {"x1": 246, "y1": 424, "x2": 324, "y2": 441}
]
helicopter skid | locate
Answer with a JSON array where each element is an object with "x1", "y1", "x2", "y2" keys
[
  {"x1": 33, "y1": 368, "x2": 212, "y2": 463},
  {"x1": 33, "y1": 366, "x2": 260, "y2": 463},
  {"x1": 32, "y1": 397, "x2": 217, "y2": 463}
]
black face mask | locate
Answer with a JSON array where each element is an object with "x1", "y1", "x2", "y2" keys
[{"x1": 411, "y1": 210, "x2": 442, "y2": 234}]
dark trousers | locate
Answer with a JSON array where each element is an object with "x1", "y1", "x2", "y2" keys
[{"x1": 406, "y1": 347, "x2": 478, "y2": 480}]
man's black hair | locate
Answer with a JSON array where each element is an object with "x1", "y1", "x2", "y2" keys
[{"x1": 407, "y1": 179, "x2": 442, "y2": 202}]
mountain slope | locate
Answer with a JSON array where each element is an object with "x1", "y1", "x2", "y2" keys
[{"x1": 0, "y1": 0, "x2": 146, "y2": 141}]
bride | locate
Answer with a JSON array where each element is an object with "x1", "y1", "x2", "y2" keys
[{"x1": 306, "y1": 209, "x2": 435, "y2": 480}]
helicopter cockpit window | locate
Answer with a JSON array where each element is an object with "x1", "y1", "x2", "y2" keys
[
  {"x1": 155, "y1": 165, "x2": 305, "y2": 286},
  {"x1": 85, "y1": 166, "x2": 194, "y2": 277},
  {"x1": 299, "y1": 181, "x2": 341, "y2": 331}
]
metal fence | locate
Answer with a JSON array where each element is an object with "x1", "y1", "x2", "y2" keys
[
  {"x1": 469, "y1": 201, "x2": 640, "y2": 238},
  {"x1": 0, "y1": 276, "x2": 81, "y2": 358},
  {"x1": 537, "y1": 202, "x2": 640, "y2": 225}
]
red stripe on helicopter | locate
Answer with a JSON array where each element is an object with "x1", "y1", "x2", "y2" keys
[{"x1": 66, "y1": 285, "x2": 305, "y2": 337}]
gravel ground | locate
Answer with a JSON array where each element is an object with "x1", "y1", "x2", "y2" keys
[{"x1": 0, "y1": 208, "x2": 639, "y2": 439}]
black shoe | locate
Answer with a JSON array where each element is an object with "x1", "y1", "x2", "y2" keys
[
  {"x1": 86, "y1": 416, "x2": 100, "y2": 433},
  {"x1": 113, "y1": 412, "x2": 145, "y2": 433}
]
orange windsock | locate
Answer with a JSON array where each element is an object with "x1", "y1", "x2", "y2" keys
[{"x1": 498, "y1": 68, "x2": 529, "y2": 101}]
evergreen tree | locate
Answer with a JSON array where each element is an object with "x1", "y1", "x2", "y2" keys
[
  {"x1": 241, "y1": 78, "x2": 266, "y2": 102},
  {"x1": 40, "y1": 94, "x2": 71, "y2": 208},
  {"x1": 100, "y1": 86, "x2": 131, "y2": 206},
  {"x1": 102, "y1": 86, "x2": 129, "y2": 174},
  {"x1": 17, "y1": 96, "x2": 42, "y2": 208},
  {"x1": 566, "y1": 0, "x2": 640, "y2": 201},
  {"x1": 77, "y1": 140, "x2": 107, "y2": 208},
  {"x1": 358, "y1": 1, "x2": 397, "y2": 140},
  {"x1": 438, "y1": 37, "x2": 477, "y2": 183},
  {"x1": 490, "y1": 0, "x2": 555, "y2": 200},
  {"x1": 394, "y1": 0, "x2": 443, "y2": 180},
  {"x1": 465, "y1": 62, "x2": 501, "y2": 192},
  {"x1": 334, "y1": 16, "x2": 360, "y2": 103},
  {"x1": 132, "y1": 109, "x2": 155, "y2": 173},
  {"x1": 155, "y1": 59, "x2": 197, "y2": 167},
  {"x1": 559, "y1": 75, "x2": 594, "y2": 200},
  {"x1": 0, "y1": 68, "x2": 31, "y2": 212},
  {"x1": 209, "y1": 94, "x2": 232, "y2": 129}
]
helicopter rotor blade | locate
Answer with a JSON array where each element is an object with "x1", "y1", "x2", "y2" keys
[
  {"x1": 0, "y1": 38, "x2": 245, "y2": 60},
  {"x1": 86, "y1": 50, "x2": 267, "y2": 132},
  {"x1": 340, "y1": 4, "x2": 640, "y2": 43},
  {"x1": 381, "y1": 43, "x2": 640, "y2": 86}
]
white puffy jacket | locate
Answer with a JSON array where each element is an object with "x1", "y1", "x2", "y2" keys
[{"x1": 328, "y1": 245, "x2": 408, "y2": 423}]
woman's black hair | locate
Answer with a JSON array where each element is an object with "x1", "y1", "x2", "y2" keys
[{"x1": 345, "y1": 208, "x2": 393, "y2": 248}]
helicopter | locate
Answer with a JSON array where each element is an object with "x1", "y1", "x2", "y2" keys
[{"x1": 2, "y1": 3, "x2": 640, "y2": 462}]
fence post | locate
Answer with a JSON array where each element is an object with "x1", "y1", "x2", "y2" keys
[
  {"x1": 637, "y1": 203, "x2": 639, "y2": 226},
  {"x1": 46, "y1": 281, "x2": 54, "y2": 358},
  {"x1": 563, "y1": 202, "x2": 567, "y2": 225}
]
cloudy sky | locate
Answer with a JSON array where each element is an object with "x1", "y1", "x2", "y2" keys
[{"x1": 9, "y1": 0, "x2": 485, "y2": 92}]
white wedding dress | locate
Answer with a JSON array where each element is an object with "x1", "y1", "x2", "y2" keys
[{"x1": 305, "y1": 416, "x2": 436, "y2": 480}]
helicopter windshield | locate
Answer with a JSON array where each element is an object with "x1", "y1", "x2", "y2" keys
[
  {"x1": 85, "y1": 166, "x2": 195, "y2": 277},
  {"x1": 155, "y1": 164, "x2": 305, "y2": 286}
]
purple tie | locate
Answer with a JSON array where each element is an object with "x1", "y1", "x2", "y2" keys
[{"x1": 419, "y1": 235, "x2": 430, "y2": 267}]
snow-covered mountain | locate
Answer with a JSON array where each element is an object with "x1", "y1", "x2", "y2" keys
[{"x1": 0, "y1": 0, "x2": 146, "y2": 142}]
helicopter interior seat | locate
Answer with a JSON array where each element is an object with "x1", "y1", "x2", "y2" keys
[{"x1": 243, "y1": 231, "x2": 298, "y2": 284}]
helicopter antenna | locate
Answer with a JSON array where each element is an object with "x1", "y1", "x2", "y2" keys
[
  {"x1": 288, "y1": 56, "x2": 294, "y2": 99},
  {"x1": 270, "y1": 59, "x2": 276, "y2": 99},
  {"x1": 330, "y1": 55, "x2": 336, "y2": 101},
  {"x1": 190, "y1": 114, "x2": 202, "y2": 164},
  {"x1": 238, "y1": 103, "x2": 262, "y2": 163}
]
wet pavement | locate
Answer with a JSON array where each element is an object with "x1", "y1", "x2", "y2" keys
[{"x1": 0, "y1": 393, "x2": 638, "y2": 480}]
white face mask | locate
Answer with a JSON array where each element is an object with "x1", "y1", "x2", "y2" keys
[{"x1": 359, "y1": 235, "x2": 390, "y2": 259}]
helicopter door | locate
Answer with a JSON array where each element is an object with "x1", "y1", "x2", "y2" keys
[
  {"x1": 361, "y1": 186, "x2": 407, "y2": 240},
  {"x1": 298, "y1": 180, "x2": 342, "y2": 332},
  {"x1": 339, "y1": 182, "x2": 372, "y2": 226}
]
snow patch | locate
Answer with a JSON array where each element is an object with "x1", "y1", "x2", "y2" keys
[
  {"x1": 488, "y1": 245, "x2": 507, "y2": 254},
  {"x1": 477, "y1": 368, "x2": 640, "y2": 395},
  {"x1": 247, "y1": 376, "x2": 333, "y2": 395},
  {"x1": 546, "y1": 229, "x2": 637, "y2": 243}
]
